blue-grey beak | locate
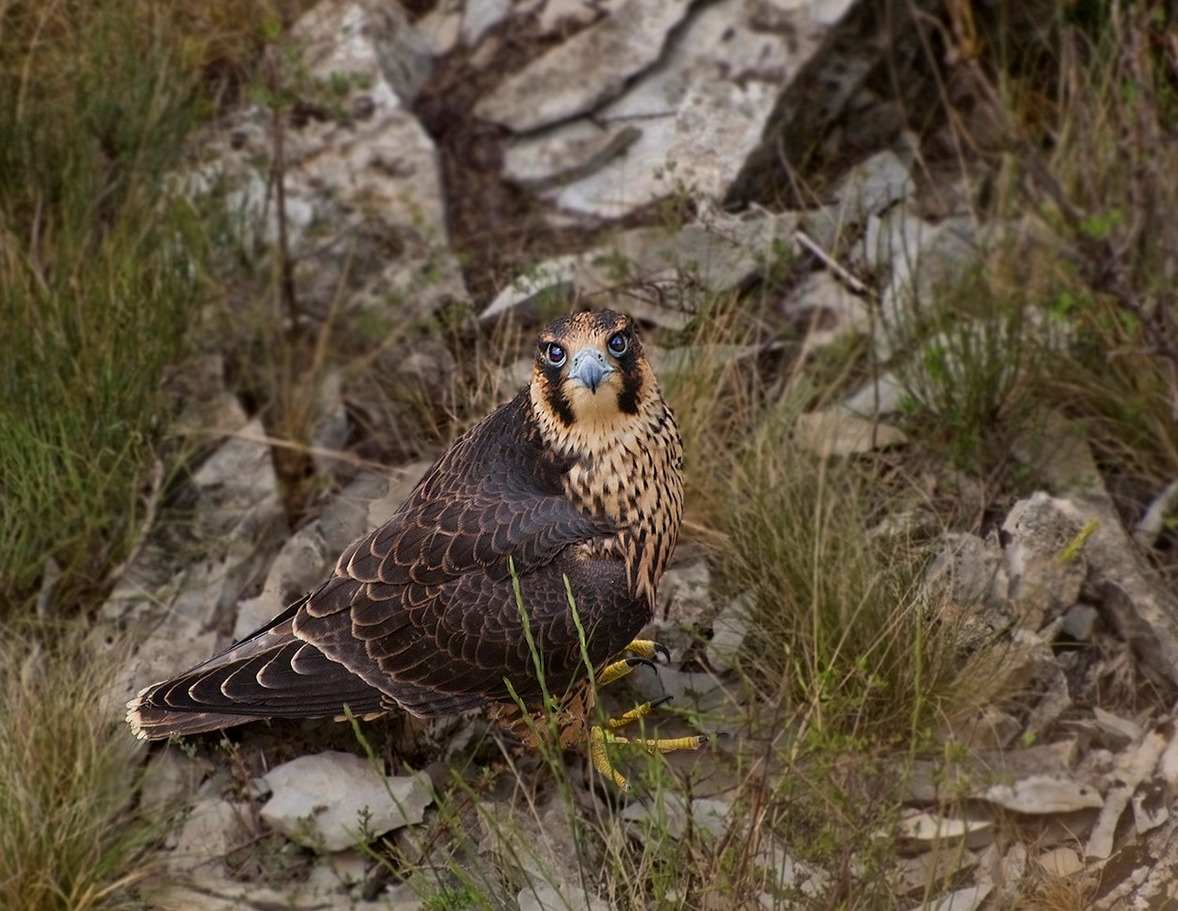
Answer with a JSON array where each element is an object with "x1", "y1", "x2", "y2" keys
[{"x1": 568, "y1": 349, "x2": 614, "y2": 393}]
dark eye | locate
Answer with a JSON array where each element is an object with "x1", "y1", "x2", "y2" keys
[
  {"x1": 545, "y1": 343, "x2": 566, "y2": 367},
  {"x1": 607, "y1": 332, "x2": 628, "y2": 356}
]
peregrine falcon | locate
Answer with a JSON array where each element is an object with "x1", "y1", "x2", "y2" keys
[{"x1": 128, "y1": 310, "x2": 703, "y2": 788}]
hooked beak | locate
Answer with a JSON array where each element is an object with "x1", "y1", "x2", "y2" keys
[{"x1": 568, "y1": 349, "x2": 615, "y2": 394}]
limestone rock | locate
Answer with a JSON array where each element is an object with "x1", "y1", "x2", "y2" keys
[
  {"x1": 517, "y1": 882, "x2": 610, "y2": 911},
  {"x1": 905, "y1": 883, "x2": 991, "y2": 911},
  {"x1": 167, "y1": 798, "x2": 246, "y2": 875},
  {"x1": 478, "y1": 793, "x2": 604, "y2": 904},
  {"x1": 476, "y1": 0, "x2": 698, "y2": 132},
  {"x1": 1037, "y1": 846, "x2": 1082, "y2": 878},
  {"x1": 180, "y1": 0, "x2": 464, "y2": 325},
  {"x1": 621, "y1": 792, "x2": 731, "y2": 840},
  {"x1": 261, "y1": 751, "x2": 432, "y2": 851},
  {"x1": 1001, "y1": 494, "x2": 1089, "y2": 631},
  {"x1": 979, "y1": 775, "x2": 1103, "y2": 815},
  {"x1": 841, "y1": 370, "x2": 908, "y2": 417},
  {"x1": 507, "y1": 0, "x2": 828, "y2": 218},
  {"x1": 706, "y1": 591, "x2": 753, "y2": 673},
  {"x1": 785, "y1": 270, "x2": 873, "y2": 356},
  {"x1": 830, "y1": 150, "x2": 913, "y2": 218},
  {"x1": 483, "y1": 209, "x2": 834, "y2": 322}
]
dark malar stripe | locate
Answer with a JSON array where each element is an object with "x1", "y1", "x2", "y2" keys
[
  {"x1": 616, "y1": 369, "x2": 643, "y2": 415},
  {"x1": 546, "y1": 375, "x2": 576, "y2": 426}
]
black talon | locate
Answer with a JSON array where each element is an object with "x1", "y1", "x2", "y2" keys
[
  {"x1": 653, "y1": 642, "x2": 671, "y2": 663},
  {"x1": 624, "y1": 657, "x2": 657, "y2": 673},
  {"x1": 648, "y1": 695, "x2": 674, "y2": 710}
]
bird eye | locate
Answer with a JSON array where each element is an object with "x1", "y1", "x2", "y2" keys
[
  {"x1": 607, "y1": 333, "x2": 628, "y2": 356},
  {"x1": 545, "y1": 343, "x2": 566, "y2": 367}
]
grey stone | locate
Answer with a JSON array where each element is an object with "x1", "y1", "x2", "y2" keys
[
  {"x1": 478, "y1": 795, "x2": 602, "y2": 899},
  {"x1": 924, "y1": 532, "x2": 1007, "y2": 612},
  {"x1": 517, "y1": 882, "x2": 610, "y2": 911},
  {"x1": 979, "y1": 775, "x2": 1103, "y2": 814},
  {"x1": 754, "y1": 840, "x2": 830, "y2": 899},
  {"x1": 809, "y1": 0, "x2": 859, "y2": 25},
  {"x1": 906, "y1": 883, "x2": 992, "y2": 911},
  {"x1": 483, "y1": 209, "x2": 830, "y2": 322},
  {"x1": 1001, "y1": 494, "x2": 1090, "y2": 631},
  {"x1": 1086, "y1": 727, "x2": 1168, "y2": 859},
  {"x1": 540, "y1": 0, "x2": 827, "y2": 218},
  {"x1": 261, "y1": 751, "x2": 432, "y2": 851},
  {"x1": 415, "y1": 2, "x2": 463, "y2": 56},
  {"x1": 309, "y1": 369, "x2": 350, "y2": 477},
  {"x1": 537, "y1": 0, "x2": 626, "y2": 33},
  {"x1": 303, "y1": 847, "x2": 371, "y2": 892},
  {"x1": 1011, "y1": 410, "x2": 1105, "y2": 498},
  {"x1": 842, "y1": 370, "x2": 908, "y2": 417},
  {"x1": 475, "y1": 0, "x2": 698, "y2": 132},
  {"x1": 706, "y1": 591, "x2": 753, "y2": 673},
  {"x1": 180, "y1": 0, "x2": 465, "y2": 326},
  {"x1": 505, "y1": 122, "x2": 642, "y2": 192},
  {"x1": 865, "y1": 207, "x2": 978, "y2": 360},
  {"x1": 462, "y1": 0, "x2": 512, "y2": 46},
  {"x1": 1091, "y1": 813, "x2": 1178, "y2": 910},
  {"x1": 656, "y1": 561, "x2": 713, "y2": 629},
  {"x1": 1131, "y1": 778, "x2": 1169, "y2": 834},
  {"x1": 621, "y1": 792, "x2": 731, "y2": 840},
  {"x1": 364, "y1": 461, "x2": 434, "y2": 532},
  {"x1": 1134, "y1": 479, "x2": 1178, "y2": 550},
  {"x1": 830, "y1": 150, "x2": 913, "y2": 218},
  {"x1": 896, "y1": 812, "x2": 995, "y2": 850},
  {"x1": 141, "y1": 751, "x2": 212, "y2": 822},
  {"x1": 1011, "y1": 492, "x2": 1178, "y2": 686},
  {"x1": 1061, "y1": 603, "x2": 1100, "y2": 642},
  {"x1": 950, "y1": 705, "x2": 1022, "y2": 751},
  {"x1": 167, "y1": 799, "x2": 246, "y2": 875},
  {"x1": 785, "y1": 271, "x2": 873, "y2": 356},
  {"x1": 1037, "y1": 846, "x2": 1082, "y2": 878}
]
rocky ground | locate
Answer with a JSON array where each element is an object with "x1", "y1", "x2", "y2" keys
[{"x1": 102, "y1": 0, "x2": 1178, "y2": 908}]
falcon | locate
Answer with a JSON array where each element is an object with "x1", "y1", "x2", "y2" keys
[{"x1": 128, "y1": 310, "x2": 705, "y2": 789}]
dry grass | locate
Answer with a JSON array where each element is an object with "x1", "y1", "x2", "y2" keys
[{"x1": 0, "y1": 626, "x2": 163, "y2": 911}]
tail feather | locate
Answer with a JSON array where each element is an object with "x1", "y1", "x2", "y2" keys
[{"x1": 126, "y1": 615, "x2": 386, "y2": 740}]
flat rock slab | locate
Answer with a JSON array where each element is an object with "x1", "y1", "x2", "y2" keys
[
  {"x1": 500, "y1": 0, "x2": 828, "y2": 218},
  {"x1": 980, "y1": 774, "x2": 1104, "y2": 815},
  {"x1": 476, "y1": 0, "x2": 699, "y2": 132},
  {"x1": 261, "y1": 751, "x2": 432, "y2": 851}
]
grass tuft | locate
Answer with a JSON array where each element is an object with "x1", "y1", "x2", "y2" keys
[
  {"x1": 0, "y1": 625, "x2": 163, "y2": 911},
  {"x1": 0, "y1": 0, "x2": 213, "y2": 613}
]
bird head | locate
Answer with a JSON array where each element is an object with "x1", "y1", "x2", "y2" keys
[{"x1": 529, "y1": 310, "x2": 661, "y2": 453}]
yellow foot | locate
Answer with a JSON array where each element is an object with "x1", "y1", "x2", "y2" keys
[
  {"x1": 589, "y1": 725, "x2": 711, "y2": 792},
  {"x1": 624, "y1": 640, "x2": 671, "y2": 663},
  {"x1": 595, "y1": 641, "x2": 670, "y2": 686},
  {"x1": 607, "y1": 695, "x2": 673, "y2": 730}
]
